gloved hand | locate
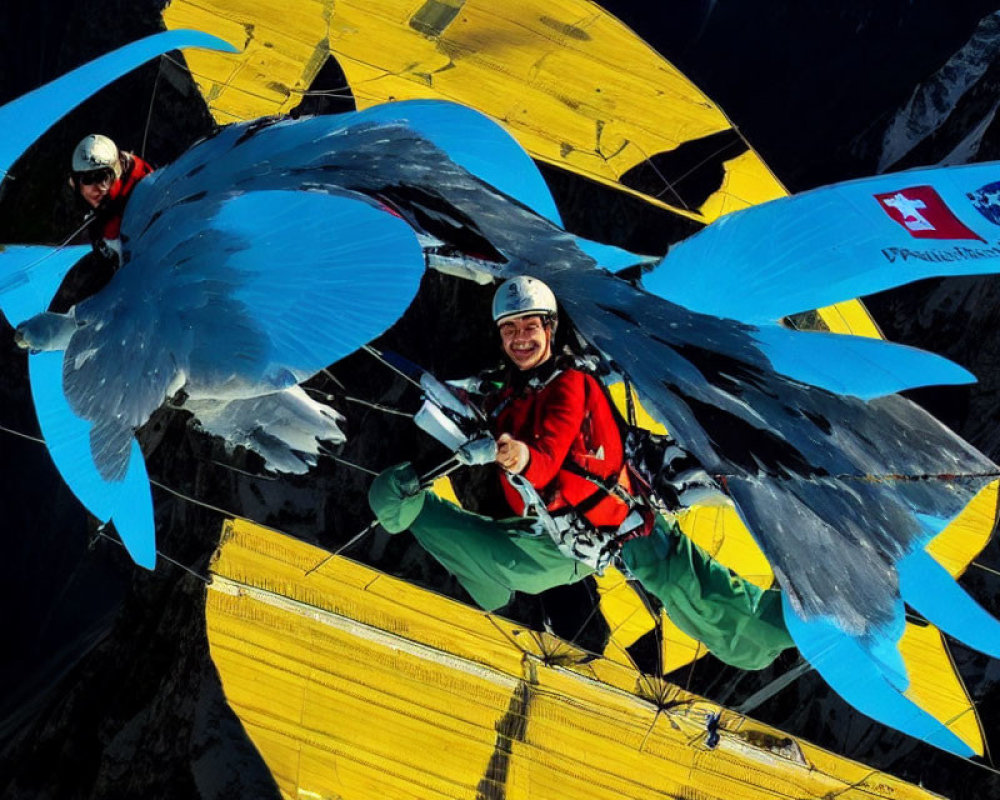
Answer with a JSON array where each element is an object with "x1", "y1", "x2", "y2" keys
[
  {"x1": 496, "y1": 433, "x2": 529, "y2": 474},
  {"x1": 368, "y1": 462, "x2": 427, "y2": 533},
  {"x1": 456, "y1": 433, "x2": 497, "y2": 466}
]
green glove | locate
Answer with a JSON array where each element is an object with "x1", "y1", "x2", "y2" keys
[{"x1": 368, "y1": 462, "x2": 426, "y2": 533}]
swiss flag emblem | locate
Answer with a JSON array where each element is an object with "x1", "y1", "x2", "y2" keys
[{"x1": 874, "y1": 186, "x2": 984, "y2": 241}]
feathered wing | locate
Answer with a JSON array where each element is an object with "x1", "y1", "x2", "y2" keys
[
  {"x1": 110, "y1": 102, "x2": 999, "y2": 645},
  {"x1": 46, "y1": 101, "x2": 536, "y2": 482},
  {"x1": 62, "y1": 186, "x2": 424, "y2": 480},
  {"x1": 252, "y1": 107, "x2": 1000, "y2": 751},
  {"x1": 647, "y1": 160, "x2": 1000, "y2": 324},
  {"x1": 188, "y1": 102, "x2": 998, "y2": 642},
  {"x1": 187, "y1": 386, "x2": 345, "y2": 475},
  {"x1": 29, "y1": 351, "x2": 156, "y2": 568},
  {"x1": 0, "y1": 31, "x2": 235, "y2": 568},
  {"x1": 530, "y1": 261, "x2": 997, "y2": 756},
  {"x1": 544, "y1": 268, "x2": 994, "y2": 629}
]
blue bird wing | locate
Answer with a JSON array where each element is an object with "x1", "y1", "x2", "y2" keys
[
  {"x1": 206, "y1": 104, "x2": 998, "y2": 654},
  {"x1": 0, "y1": 30, "x2": 236, "y2": 180},
  {"x1": 0, "y1": 245, "x2": 90, "y2": 326},
  {"x1": 648, "y1": 160, "x2": 1000, "y2": 325},
  {"x1": 783, "y1": 595, "x2": 976, "y2": 757},
  {"x1": 30, "y1": 351, "x2": 155, "y2": 567},
  {"x1": 66, "y1": 188, "x2": 424, "y2": 480}
]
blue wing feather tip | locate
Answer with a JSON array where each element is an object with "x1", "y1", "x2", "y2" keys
[{"x1": 782, "y1": 596, "x2": 974, "y2": 755}]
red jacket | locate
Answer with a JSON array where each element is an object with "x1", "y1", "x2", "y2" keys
[
  {"x1": 489, "y1": 362, "x2": 632, "y2": 530},
  {"x1": 94, "y1": 153, "x2": 154, "y2": 243}
]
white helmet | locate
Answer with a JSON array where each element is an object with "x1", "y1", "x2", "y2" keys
[
  {"x1": 492, "y1": 276, "x2": 558, "y2": 324},
  {"x1": 71, "y1": 134, "x2": 121, "y2": 179}
]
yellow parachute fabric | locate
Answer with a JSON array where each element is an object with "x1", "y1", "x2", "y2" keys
[
  {"x1": 207, "y1": 517, "x2": 946, "y2": 800},
  {"x1": 160, "y1": 0, "x2": 994, "y2": 764},
  {"x1": 167, "y1": 0, "x2": 780, "y2": 220},
  {"x1": 163, "y1": 0, "x2": 873, "y2": 330},
  {"x1": 604, "y1": 382, "x2": 991, "y2": 756}
]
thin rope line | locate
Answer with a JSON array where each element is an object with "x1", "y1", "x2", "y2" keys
[
  {"x1": 0, "y1": 422, "x2": 44, "y2": 444},
  {"x1": 206, "y1": 458, "x2": 278, "y2": 480},
  {"x1": 363, "y1": 345, "x2": 425, "y2": 391},
  {"x1": 57, "y1": 215, "x2": 96, "y2": 247},
  {"x1": 623, "y1": 139, "x2": 689, "y2": 210},
  {"x1": 303, "y1": 519, "x2": 381, "y2": 576},
  {"x1": 303, "y1": 386, "x2": 414, "y2": 418},
  {"x1": 0, "y1": 419, "x2": 269, "y2": 528},
  {"x1": 92, "y1": 528, "x2": 210, "y2": 585},
  {"x1": 327, "y1": 454, "x2": 380, "y2": 477},
  {"x1": 713, "y1": 469, "x2": 1000, "y2": 486},
  {"x1": 972, "y1": 561, "x2": 1000, "y2": 578},
  {"x1": 564, "y1": 583, "x2": 606, "y2": 649},
  {"x1": 149, "y1": 479, "x2": 247, "y2": 520},
  {"x1": 343, "y1": 395, "x2": 414, "y2": 417},
  {"x1": 140, "y1": 57, "x2": 163, "y2": 160},
  {"x1": 419, "y1": 456, "x2": 463, "y2": 488},
  {"x1": 286, "y1": 85, "x2": 354, "y2": 97},
  {"x1": 320, "y1": 368, "x2": 345, "y2": 390},
  {"x1": 683, "y1": 641, "x2": 704, "y2": 694},
  {"x1": 4, "y1": 214, "x2": 97, "y2": 287},
  {"x1": 657, "y1": 138, "x2": 746, "y2": 199},
  {"x1": 161, "y1": 55, "x2": 277, "y2": 112}
]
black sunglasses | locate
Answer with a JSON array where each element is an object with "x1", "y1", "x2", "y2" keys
[{"x1": 75, "y1": 169, "x2": 114, "y2": 186}]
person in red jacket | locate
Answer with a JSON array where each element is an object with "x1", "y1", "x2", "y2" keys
[
  {"x1": 69, "y1": 134, "x2": 154, "y2": 263},
  {"x1": 487, "y1": 275, "x2": 644, "y2": 567},
  {"x1": 368, "y1": 277, "x2": 792, "y2": 669},
  {"x1": 366, "y1": 276, "x2": 793, "y2": 670}
]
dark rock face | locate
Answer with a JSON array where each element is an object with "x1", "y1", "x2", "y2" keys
[{"x1": 1, "y1": 2, "x2": 1000, "y2": 798}]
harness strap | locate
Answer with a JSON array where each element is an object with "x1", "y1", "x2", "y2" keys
[{"x1": 562, "y1": 459, "x2": 634, "y2": 506}]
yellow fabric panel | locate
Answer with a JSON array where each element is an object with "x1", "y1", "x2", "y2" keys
[
  {"x1": 605, "y1": 381, "x2": 668, "y2": 435},
  {"x1": 208, "y1": 590, "x2": 509, "y2": 798},
  {"x1": 816, "y1": 299, "x2": 882, "y2": 338},
  {"x1": 163, "y1": 0, "x2": 331, "y2": 122},
  {"x1": 429, "y1": 474, "x2": 460, "y2": 505},
  {"x1": 588, "y1": 571, "x2": 710, "y2": 679},
  {"x1": 900, "y1": 621, "x2": 985, "y2": 756},
  {"x1": 678, "y1": 506, "x2": 774, "y2": 589},
  {"x1": 214, "y1": 518, "x2": 530, "y2": 676},
  {"x1": 207, "y1": 519, "x2": 943, "y2": 800},
  {"x1": 654, "y1": 612, "x2": 706, "y2": 676},
  {"x1": 592, "y1": 567, "x2": 655, "y2": 657},
  {"x1": 699, "y1": 149, "x2": 791, "y2": 219},
  {"x1": 926, "y1": 479, "x2": 998, "y2": 578},
  {"x1": 162, "y1": 0, "x2": 786, "y2": 220}
]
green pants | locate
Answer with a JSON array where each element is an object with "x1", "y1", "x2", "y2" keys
[{"x1": 369, "y1": 463, "x2": 793, "y2": 670}]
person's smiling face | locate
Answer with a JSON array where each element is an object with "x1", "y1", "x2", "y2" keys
[{"x1": 499, "y1": 315, "x2": 552, "y2": 371}]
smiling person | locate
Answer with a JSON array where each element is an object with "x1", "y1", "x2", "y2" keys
[
  {"x1": 486, "y1": 276, "x2": 637, "y2": 554},
  {"x1": 368, "y1": 276, "x2": 793, "y2": 671},
  {"x1": 69, "y1": 134, "x2": 154, "y2": 265}
]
